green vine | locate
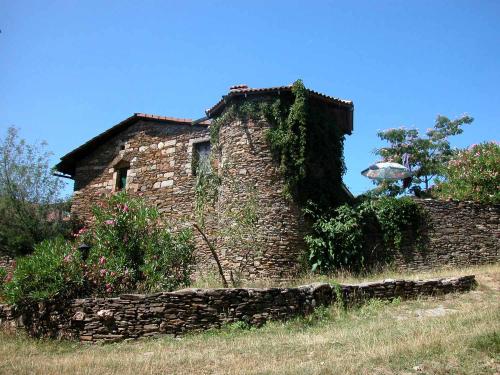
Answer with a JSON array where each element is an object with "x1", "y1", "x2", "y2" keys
[
  {"x1": 208, "y1": 79, "x2": 346, "y2": 208},
  {"x1": 265, "y1": 80, "x2": 308, "y2": 199},
  {"x1": 305, "y1": 197, "x2": 429, "y2": 273}
]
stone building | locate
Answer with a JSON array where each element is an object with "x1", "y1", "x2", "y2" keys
[{"x1": 56, "y1": 84, "x2": 354, "y2": 279}]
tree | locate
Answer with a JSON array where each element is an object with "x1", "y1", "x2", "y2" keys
[
  {"x1": 374, "y1": 114, "x2": 474, "y2": 195},
  {"x1": 0, "y1": 127, "x2": 69, "y2": 256}
]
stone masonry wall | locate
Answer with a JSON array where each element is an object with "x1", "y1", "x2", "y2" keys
[
  {"x1": 71, "y1": 120, "x2": 216, "y2": 266},
  {"x1": 392, "y1": 199, "x2": 500, "y2": 271},
  {"x1": 0, "y1": 275, "x2": 475, "y2": 343},
  {"x1": 216, "y1": 116, "x2": 307, "y2": 280}
]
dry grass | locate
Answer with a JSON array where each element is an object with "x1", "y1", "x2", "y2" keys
[{"x1": 1, "y1": 264, "x2": 499, "y2": 375}]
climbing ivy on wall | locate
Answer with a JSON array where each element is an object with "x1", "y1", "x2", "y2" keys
[{"x1": 208, "y1": 79, "x2": 347, "y2": 208}]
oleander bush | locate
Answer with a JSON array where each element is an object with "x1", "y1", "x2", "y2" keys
[
  {"x1": 1, "y1": 192, "x2": 195, "y2": 305},
  {"x1": 3, "y1": 237, "x2": 83, "y2": 305},
  {"x1": 434, "y1": 141, "x2": 500, "y2": 203}
]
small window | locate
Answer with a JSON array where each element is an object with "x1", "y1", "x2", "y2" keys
[
  {"x1": 116, "y1": 167, "x2": 129, "y2": 190},
  {"x1": 192, "y1": 141, "x2": 211, "y2": 175}
]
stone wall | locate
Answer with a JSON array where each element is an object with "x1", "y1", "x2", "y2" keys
[
  {"x1": 392, "y1": 199, "x2": 500, "y2": 271},
  {"x1": 72, "y1": 120, "x2": 209, "y2": 223},
  {"x1": 71, "y1": 120, "x2": 217, "y2": 267},
  {"x1": 216, "y1": 116, "x2": 307, "y2": 279},
  {"x1": 0, "y1": 275, "x2": 476, "y2": 343}
]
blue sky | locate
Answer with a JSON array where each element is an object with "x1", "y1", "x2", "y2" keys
[{"x1": 1, "y1": 0, "x2": 499, "y2": 196}]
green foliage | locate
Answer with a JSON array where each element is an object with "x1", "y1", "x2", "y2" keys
[
  {"x1": 374, "y1": 114, "x2": 473, "y2": 195},
  {"x1": 305, "y1": 197, "x2": 427, "y2": 273},
  {"x1": 1, "y1": 193, "x2": 196, "y2": 304},
  {"x1": 208, "y1": 80, "x2": 347, "y2": 208},
  {"x1": 305, "y1": 202, "x2": 371, "y2": 272},
  {"x1": 434, "y1": 142, "x2": 500, "y2": 203},
  {"x1": 470, "y1": 331, "x2": 500, "y2": 357},
  {"x1": 265, "y1": 80, "x2": 346, "y2": 205},
  {"x1": 79, "y1": 192, "x2": 195, "y2": 295},
  {"x1": 4, "y1": 238, "x2": 83, "y2": 305},
  {"x1": 375, "y1": 197, "x2": 428, "y2": 248},
  {"x1": 265, "y1": 80, "x2": 309, "y2": 198},
  {"x1": 0, "y1": 127, "x2": 71, "y2": 256},
  {"x1": 140, "y1": 228, "x2": 194, "y2": 292},
  {"x1": 194, "y1": 163, "x2": 220, "y2": 230}
]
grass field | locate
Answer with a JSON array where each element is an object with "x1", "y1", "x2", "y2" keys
[{"x1": 1, "y1": 264, "x2": 499, "y2": 375}]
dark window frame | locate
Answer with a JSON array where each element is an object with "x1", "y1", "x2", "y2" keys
[{"x1": 192, "y1": 141, "x2": 211, "y2": 176}]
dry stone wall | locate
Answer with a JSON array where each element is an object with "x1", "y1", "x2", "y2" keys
[
  {"x1": 393, "y1": 199, "x2": 500, "y2": 271},
  {"x1": 71, "y1": 120, "x2": 216, "y2": 266},
  {"x1": 216, "y1": 117, "x2": 307, "y2": 280},
  {"x1": 0, "y1": 275, "x2": 476, "y2": 343}
]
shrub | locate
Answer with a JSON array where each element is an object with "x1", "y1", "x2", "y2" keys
[
  {"x1": 78, "y1": 192, "x2": 195, "y2": 295},
  {"x1": 305, "y1": 197, "x2": 427, "y2": 273},
  {"x1": 375, "y1": 196, "x2": 428, "y2": 248},
  {"x1": 4, "y1": 237, "x2": 83, "y2": 305},
  {"x1": 2, "y1": 193, "x2": 196, "y2": 304},
  {"x1": 305, "y1": 202, "x2": 372, "y2": 272},
  {"x1": 140, "y1": 228, "x2": 194, "y2": 292},
  {"x1": 434, "y1": 142, "x2": 500, "y2": 203}
]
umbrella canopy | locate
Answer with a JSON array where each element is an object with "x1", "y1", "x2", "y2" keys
[{"x1": 361, "y1": 162, "x2": 412, "y2": 181}]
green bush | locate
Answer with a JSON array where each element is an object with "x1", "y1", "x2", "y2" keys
[
  {"x1": 140, "y1": 228, "x2": 194, "y2": 292},
  {"x1": 434, "y1": 142, "x2": 500, "y2": 203},
  {"x1": 375, "y1": 196, "x2": 427, "y2": 248},
  {"x1": 1, "y1": 193, "x2": 196, "y2": 304},
  {"x1": 305, "y1": 197, "x2": 427, "y2": 273},
  {"x1": 305, "y1": 202, "x2": 371, "y2": 272},
  {"x1": 79, "y1": 192, "x2": 195, "y2": 295},
  {"x1": 4, "y1": 238, "x2": 83, "y2": 305}
]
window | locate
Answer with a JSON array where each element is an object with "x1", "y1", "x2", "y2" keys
[
  {"x1": 116, "y1": 167, "x2": 129, "y2": 190},
  {"x1": 192, "y1": 141, "x2": 211, "y2": 175}
]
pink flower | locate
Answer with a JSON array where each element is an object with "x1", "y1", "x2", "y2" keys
[
  {"x1": 63, "y1": 254, "x2": 73, "y2": 263},
  {"x1": 110, "y1": 271, "x2": 116, "y2": 277},
  {"x1": 100, "y1": 269, "x2": 107, "y2": 276},
  {"x1": 99, "y1": 256, "x2": 106, "y2": 265},
  {"x1": 105, "y1": 219, "x2": 115, "y2": 225},
  {"x1": 122, "y1": 204, "x2": 129, "y2": 212}
]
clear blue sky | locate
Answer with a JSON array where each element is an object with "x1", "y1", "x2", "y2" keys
[{"x1": 1, "y1": 0, "x2": 499, "y2": 196}]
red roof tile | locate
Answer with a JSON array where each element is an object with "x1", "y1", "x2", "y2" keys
[{"x1": 205, "y1": 84, "x2": 353, "y2": 118}]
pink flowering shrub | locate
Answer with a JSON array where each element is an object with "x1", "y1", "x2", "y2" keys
[
  {"x1": 79, "y1": 192, "x2": 195, "y2": 295},
  {"x1": 2, "y1": 192, "x2": 195, "y2": 304},
  {"x1": 434, "y1": 142, "x2": 499, "y2": 203},
  {"x1": 3, "y1": 237, "x2": 83, "y2": 305}
]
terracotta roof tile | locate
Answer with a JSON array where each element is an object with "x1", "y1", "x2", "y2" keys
[{"x1": 206, "y1": 84, "x2": 353, "y2": 117}]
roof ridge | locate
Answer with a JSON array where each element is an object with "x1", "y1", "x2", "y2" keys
[{"x1": 205, "y1": 84, "x2": 353, "y2": 117}]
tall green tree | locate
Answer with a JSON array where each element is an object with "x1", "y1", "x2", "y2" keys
[
  {"x1": 374, "y1": 114, "x2": 473, "y2": 195},
  {"x1": 0, "y1": 127, "x2": 69, "y2": 256}
]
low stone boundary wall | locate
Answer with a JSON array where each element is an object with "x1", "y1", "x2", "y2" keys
[
  {"x1": 393, "y1": 199, "x2": 499, "y2": 271},
  {"x1": 0, "y1": 275, "x2": 476, "y2": 343}
]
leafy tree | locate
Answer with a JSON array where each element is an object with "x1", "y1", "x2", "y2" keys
[
  {"x1": 374, "y1": 115, "x2": 473, "y2": 195},
  {"x1": 0, "y1": 127, "x2": 69, "y2": 256}
]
